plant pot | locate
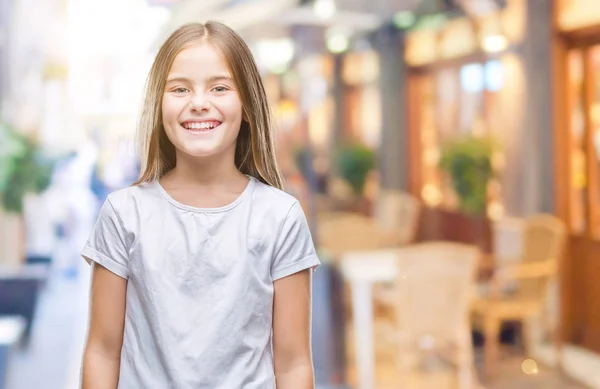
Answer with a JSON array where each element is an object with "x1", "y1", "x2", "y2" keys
[
  {"x1": 417, "y1": 206, "x2": 493, "y2": 254},
  {"x1": 0, "y1": 209, "x2": 25, "y2": 268},
  {"x1": 347, "y1": 196, "x2": 372, "y2": 217}
]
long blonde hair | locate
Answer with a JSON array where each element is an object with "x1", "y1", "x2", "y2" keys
[{"x1": 134, "y1": 21, "x2": 283, "y2": 189}]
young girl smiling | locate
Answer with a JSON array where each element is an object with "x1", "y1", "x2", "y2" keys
[{"x1": 81, "y1": 21, "x2": 319, "y2": 389}]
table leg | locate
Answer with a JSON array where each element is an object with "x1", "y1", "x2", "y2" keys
[{"x1": 351, "y1": 281, "x2": 374, "y2": 389}]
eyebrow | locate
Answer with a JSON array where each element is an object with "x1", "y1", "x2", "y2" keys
[
  {"x1": 207, "y1": 75, "x2": 233, "y2": 83},
  {"x1": 165, "y1": 75, "x2": 233, "y2": 84}
]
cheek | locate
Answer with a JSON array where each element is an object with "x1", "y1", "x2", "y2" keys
[
  {"x1": 161, "y1": 97, "x2": 172, "y2": 124},
  {"x1": 162, "y1": 96, "x2": 185, "y2": 123},
  {"x1": 216, "y1": 93, "x2": 241, "y2": 113},
  {"x1": 224, "y1": 99, "x2": 243, "y2": 122}
]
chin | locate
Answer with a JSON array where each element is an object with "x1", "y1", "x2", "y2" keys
[
  {"x1": 174, "y1": 138, "x2": 236, "y2": 160},
  {"x1": 178, "y1": 145, "x2": 223, "y2": 158}
]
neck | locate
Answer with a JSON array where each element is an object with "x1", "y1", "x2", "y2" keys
[{"x1": 167, "y1": 150, "x2": 244, "y2": 187}]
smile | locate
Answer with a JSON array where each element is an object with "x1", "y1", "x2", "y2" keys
[{"x1": 181, "y1": 120, "x2": 222, "y2": 133}]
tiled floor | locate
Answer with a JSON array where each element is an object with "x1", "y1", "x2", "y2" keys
[
  {"x1": 485, "y1": 356, "x2": 585, "y2": 389},
  {"x1": 341, "y1": 307, "x2": 587, "y2": 389},
  {"x1": 344, "y1": 353, "x2": 587, "y2": 389},
  {"x1": 344, "y1": 336, "x2": 588, "y2": 389}
]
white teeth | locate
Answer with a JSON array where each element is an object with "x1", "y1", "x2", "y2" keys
[{"x1": 184, "y1": 122, "x2": 219, "y2": 130}]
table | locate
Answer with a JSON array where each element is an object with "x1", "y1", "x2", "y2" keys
[
  {"x1": 339, "y1": 249, "x2": 398, "y2": 389},
  {"x1": 339, "y1": 245, "x2": 494, "y2": 389}
]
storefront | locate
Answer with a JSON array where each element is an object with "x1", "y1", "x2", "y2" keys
[
  {"x1": 404, "y1": 0, "x2": 526, "y2": 251},
  {"x1": 338, "y1": 50, "x2": 381, "y2": 149},
  {"x1": 554, "y1": 0, "x2": 600, "y2": 354}
]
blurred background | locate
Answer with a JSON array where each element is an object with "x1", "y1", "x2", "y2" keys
[{"x1": 0, "y1": 0, "x2": 599, "y2": 388}]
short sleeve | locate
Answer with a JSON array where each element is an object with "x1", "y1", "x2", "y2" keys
[
  {"x1": 271, "y1": 201, "x2": 320, "y2": 281},
  {"x1": 81, "y1": 197, "x2": 130, "y2": 279}
]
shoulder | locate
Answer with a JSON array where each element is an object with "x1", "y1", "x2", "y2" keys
[
  {"x1": 249, "y1": 179, "x2": 304, "y2": 221},
  {"x1": 104, "y1": 181, "x2": 157, "y2": 217},
  {"x1": 97, "y1": 182, "x2": 159, "y2": 241}
]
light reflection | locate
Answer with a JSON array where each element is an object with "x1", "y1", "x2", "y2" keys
[{"x1": 521, "y1": 358, "x2": 539, "y2": 375}]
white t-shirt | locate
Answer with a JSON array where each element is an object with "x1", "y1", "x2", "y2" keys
[{"x1": 81, "y1": 176, "x2": 320, "y2": 388}]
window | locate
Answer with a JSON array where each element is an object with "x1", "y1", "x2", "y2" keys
[{"x1": 415, "y1": 59, "x2": 506, "y2": 217}]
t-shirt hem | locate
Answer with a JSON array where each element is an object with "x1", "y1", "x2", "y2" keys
[
  {"x1": 81, "y1": 246, "x2": 129, "y2": 279},
  {"x1": 272, "y1": 253, "x2": 320, "y2": 281}
]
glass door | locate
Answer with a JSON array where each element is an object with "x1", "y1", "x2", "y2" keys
[
  {"x1": 588, "y1": 46, "x2": 600, "y2": 238},
  {"x1": 567, "y1": 44, "x2": 600, "y2": 239}
]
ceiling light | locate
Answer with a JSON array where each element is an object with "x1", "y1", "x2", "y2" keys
[
  {"x1": 326, "y1": 32, "x2": 349, "y2": 53},
  {"x1": 255, "y1": 39, "x2": 295, "y2": 74},
  {"x1": 482, "y1": 34, "x2": 508, "y2": 53},
  {"x1": 313, "y1": 0, "x2": 336, "y2": 20}
]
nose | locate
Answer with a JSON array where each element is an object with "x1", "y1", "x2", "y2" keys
[{"x1": 189, "y1": 91, "x2": 210, "y2": 112}]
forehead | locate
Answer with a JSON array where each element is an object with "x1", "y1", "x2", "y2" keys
[{"x1": 168, "y1": 42, "x2": 231, "y2": 76}]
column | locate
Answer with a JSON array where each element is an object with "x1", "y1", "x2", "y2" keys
[
  {"x1": 372, "y1": 24, "x2": 409, "y2": 191},
  {"x1": 331, "y1": 53, "x2": 346, "y2": 146},
  {"x1": 516, "y1": 0, "x2": 555, "y2": 215}
]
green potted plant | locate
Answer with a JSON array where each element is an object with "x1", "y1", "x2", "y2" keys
[
  {"x1": 0, "y1": 122, "x2": 55, "y2": 266},
  {"x1": 439, "y1": 134, "x2": 496, "y2": 216},
  {"x1": 335, "y1": 143, "x2": 375, "y2": 196},
  {"x1": 334, "y1": 143, "x2": 375, "y2": 214}
]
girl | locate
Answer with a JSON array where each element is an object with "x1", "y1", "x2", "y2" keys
[{"x1": 81, "y1": 21, "x2": 319, "y2": 389}]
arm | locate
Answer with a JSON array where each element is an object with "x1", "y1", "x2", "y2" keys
[
  {"x1": 81, "y1": 262, "x2": 127, "y2": 389},
  {"x1": 496, "y1": 260, "x2": 557, "y2": 279},
  {"x1": 272, "y1": 269, "x2": 315, "y2": 389},
  {"x1": 487, "y1": 260, "x2": 558, "y2": 298}
]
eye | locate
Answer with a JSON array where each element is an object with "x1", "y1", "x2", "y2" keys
[
  {"x1": 212, "y1": 86, "x2": 228, "y2": 93},
  {"x1": 173, "y1": 87, "x2": 189, "y2": 94}
]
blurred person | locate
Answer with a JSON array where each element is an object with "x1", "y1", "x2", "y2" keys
[
  {"x1": 89, "y1": 161, "x2": 110, "y2": 206},
  {"x1": 90, "y1": 137, "x2": 140, "y2": 206},
  {"x1": 23, "y1": 190, "x2": 58, "y2": 266},
  {"x1": 47, "y1": 141, "x2": 99, "y2": 277},
  {"x1": 80, "y1": 22, "x2": 319, "y2": 389},
  {"x1": 100, "y1": 138, "x2": 140, "y2": 191}
]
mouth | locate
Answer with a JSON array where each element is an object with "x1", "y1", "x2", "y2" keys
[{"x1": 180, "y1": 120, "x2": 222, "y2": 134}]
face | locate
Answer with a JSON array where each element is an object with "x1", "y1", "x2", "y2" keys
[{"x1": 161, "y1": 42, "x2": 243, "y2": 161}]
